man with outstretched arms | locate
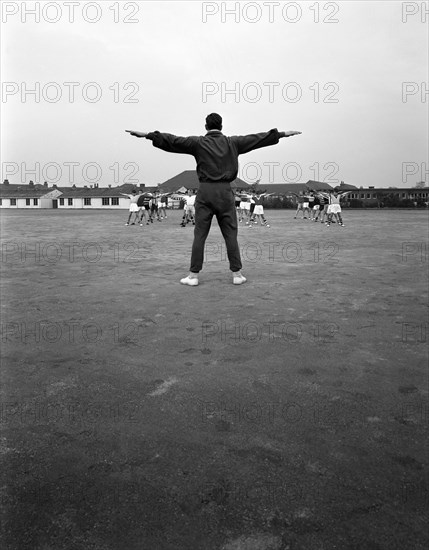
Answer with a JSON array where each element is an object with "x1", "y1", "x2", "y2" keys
[{"x1": 126, "y1": 113, "x2": 301, "y2": 286}]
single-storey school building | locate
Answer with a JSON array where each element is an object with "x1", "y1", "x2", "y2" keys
[{"x1": 1, "y1": 177, "x2": 427, "y2": 209}]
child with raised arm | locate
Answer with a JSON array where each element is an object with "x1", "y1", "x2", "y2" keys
[
  {"x1": 249, "y1": 191, "x2": 274, "y2": 227},
  {"x1": 121, "y1": 190, "x2": 140, "y2": 225},
  {"x1": 318, "y1": 189, "x2": 351, "y2": 226}
]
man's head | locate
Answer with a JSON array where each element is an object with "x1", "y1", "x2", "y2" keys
[{"x1": 205, "y1": 113, "x2": 222, "y2": 131}]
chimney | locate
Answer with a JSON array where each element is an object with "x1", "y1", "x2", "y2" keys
[
  {"x1": 53, "y1": 184, "x2": 57, "y2": 189},
  {"x1": 140, "y1": 183, "x2": 145, "y2": 189},
  {"x1": 3, "y1": 179, "x2": 9, "y2": 185},
  {"x1": 44, "y1": 181, "x2": 48, "y2": 187},
  {"x1": 29, "y1": 180, "x2": 34, "y2": 186},
  {"x1": 84, "y1": 185, "x2": 88, "y2": 189}
]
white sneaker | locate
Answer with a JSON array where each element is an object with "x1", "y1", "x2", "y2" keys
[
  {"x1": 180, "y1": 275, "x2": 199, "y2": 286},
  {"x1": 233, "y1": 273, "x2": 247, "y2": 285}
]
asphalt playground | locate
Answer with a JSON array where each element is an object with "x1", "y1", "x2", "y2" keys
[{"x1": 0, "y1": 208, "x2": 427, "y2": 549}]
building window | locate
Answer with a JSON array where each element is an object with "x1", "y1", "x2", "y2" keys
[
  {"x1": 10, "y1": 199, "x2": 16, "y2": 206},
  {"x1": 366, "y1": 194, "x2": 371, "y2": 199},
  {"x1": 59, "y1": 198, "x2": 64, "y2": 205},
  {"x1": 68, "y1": 198, "x2": 73, "y2": 205},
  {"x1": 360, "y1": 194, "x2": 365, "y2": 199},
  {"x1": 84, "y1": 198, "x2": 91, "y2": 206},
  {"x1": 111, "y1": 197, "x2": 119, "y2": 205},
  {"x1": 33, "y1": 198, "x2": 38, "y2": 206},
  {"x1": 26, "y1": 198, "x2": 31, "y2": 205},
  {"x1": 102, "y1": 197, "x2": 110, "y2": 206},
  {"x1": 0, "y1": 199, "x2": 2, "y2": 205},
  {"x1": 402, "y1": 193, "x2": 406, "y2": 198}
]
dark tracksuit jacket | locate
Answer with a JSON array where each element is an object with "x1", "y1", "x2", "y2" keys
[{"x1": 146, "y1": 128, "x2": 283, "y2": 272}]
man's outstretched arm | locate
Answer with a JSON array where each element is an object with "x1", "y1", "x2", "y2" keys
[
  {"x1": 279, "y1": 131, "x2": 302, "y2": 138},
  {"x1": 126, "y1": 130, "x2": 198, "y2": 155},
  {"x1": 126, "y1": 130, "x2": 148, "y2": 138},
  {"x1": 231, "y1": 128, "x2": 302, "y2": 155}
]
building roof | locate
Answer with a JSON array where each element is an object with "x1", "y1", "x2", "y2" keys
[
  {"x1": 253, "y1": 183, "x2": 304, "y2": 195},
  {"x1": 337, "y1": 182, "x2": 359, "y2": 191},
  {"x1": 0, "y1": 181, "x2": 158, "y2": 198},
  {"x1": 158, "y1": 170, "x2": 251, "y2": 192},
  {"x1": 1, "y1": 178, "x2": 425, "y2": 201},
  {"x1": 356, "y1": 187, "x2": 429, "y2": 194},
  {"x1": 0, "y1": 183, "x2": 54, "y2": 198},
  {"x1": 305, "y1": 180, "x2": 334, "y2": 191},
  {"x1": 250, "y1": 181, "x2": 334, "y2": 195}
]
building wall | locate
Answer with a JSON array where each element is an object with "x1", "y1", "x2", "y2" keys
[
  {"x1": 0, "y1": 198, "x2": 42, "y2": 208},
  {"x1": 348, "y1": 190, "x2": 428, "y2": 201},
  {"x1": 40, "y1": 199, "x2": 53, "y2": 209},
  {"x1": 57, "y1": 197, "x2": 130, "y2": 209},
  {"x1": 58, "y1": 197, "x2": 82, "y2": 209}
]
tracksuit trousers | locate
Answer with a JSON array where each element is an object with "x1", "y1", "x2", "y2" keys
[{"x1": 190, "y1": 181, "x2": 242, "y2": 273}]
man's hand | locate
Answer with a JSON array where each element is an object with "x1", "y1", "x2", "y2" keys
[
  {"x1": 281, "y1": 131, "x2": 302, "y2": 138},
  {"x1": 126, "y1": 130, "x2": 148, "y2": 138}
]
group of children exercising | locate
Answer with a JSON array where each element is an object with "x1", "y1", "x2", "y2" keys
[
  {"x1": 123, "y1": 187, "x2": 351, "y2": 228},
  {"x1": 291, "y1": 189, "x2": 351, "y2": 226},
  {"x1": 122, "y1": 190, "x2": 171, "y2": 225}
]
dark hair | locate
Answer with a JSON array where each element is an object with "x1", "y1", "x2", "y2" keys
[{"x1": 206, "y1": 113, "x2": 222, "y2": 130}]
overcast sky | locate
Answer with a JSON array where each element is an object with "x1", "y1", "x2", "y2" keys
[{"x1": 1, "y1": 1, "x2": 428, "y2": 188}]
